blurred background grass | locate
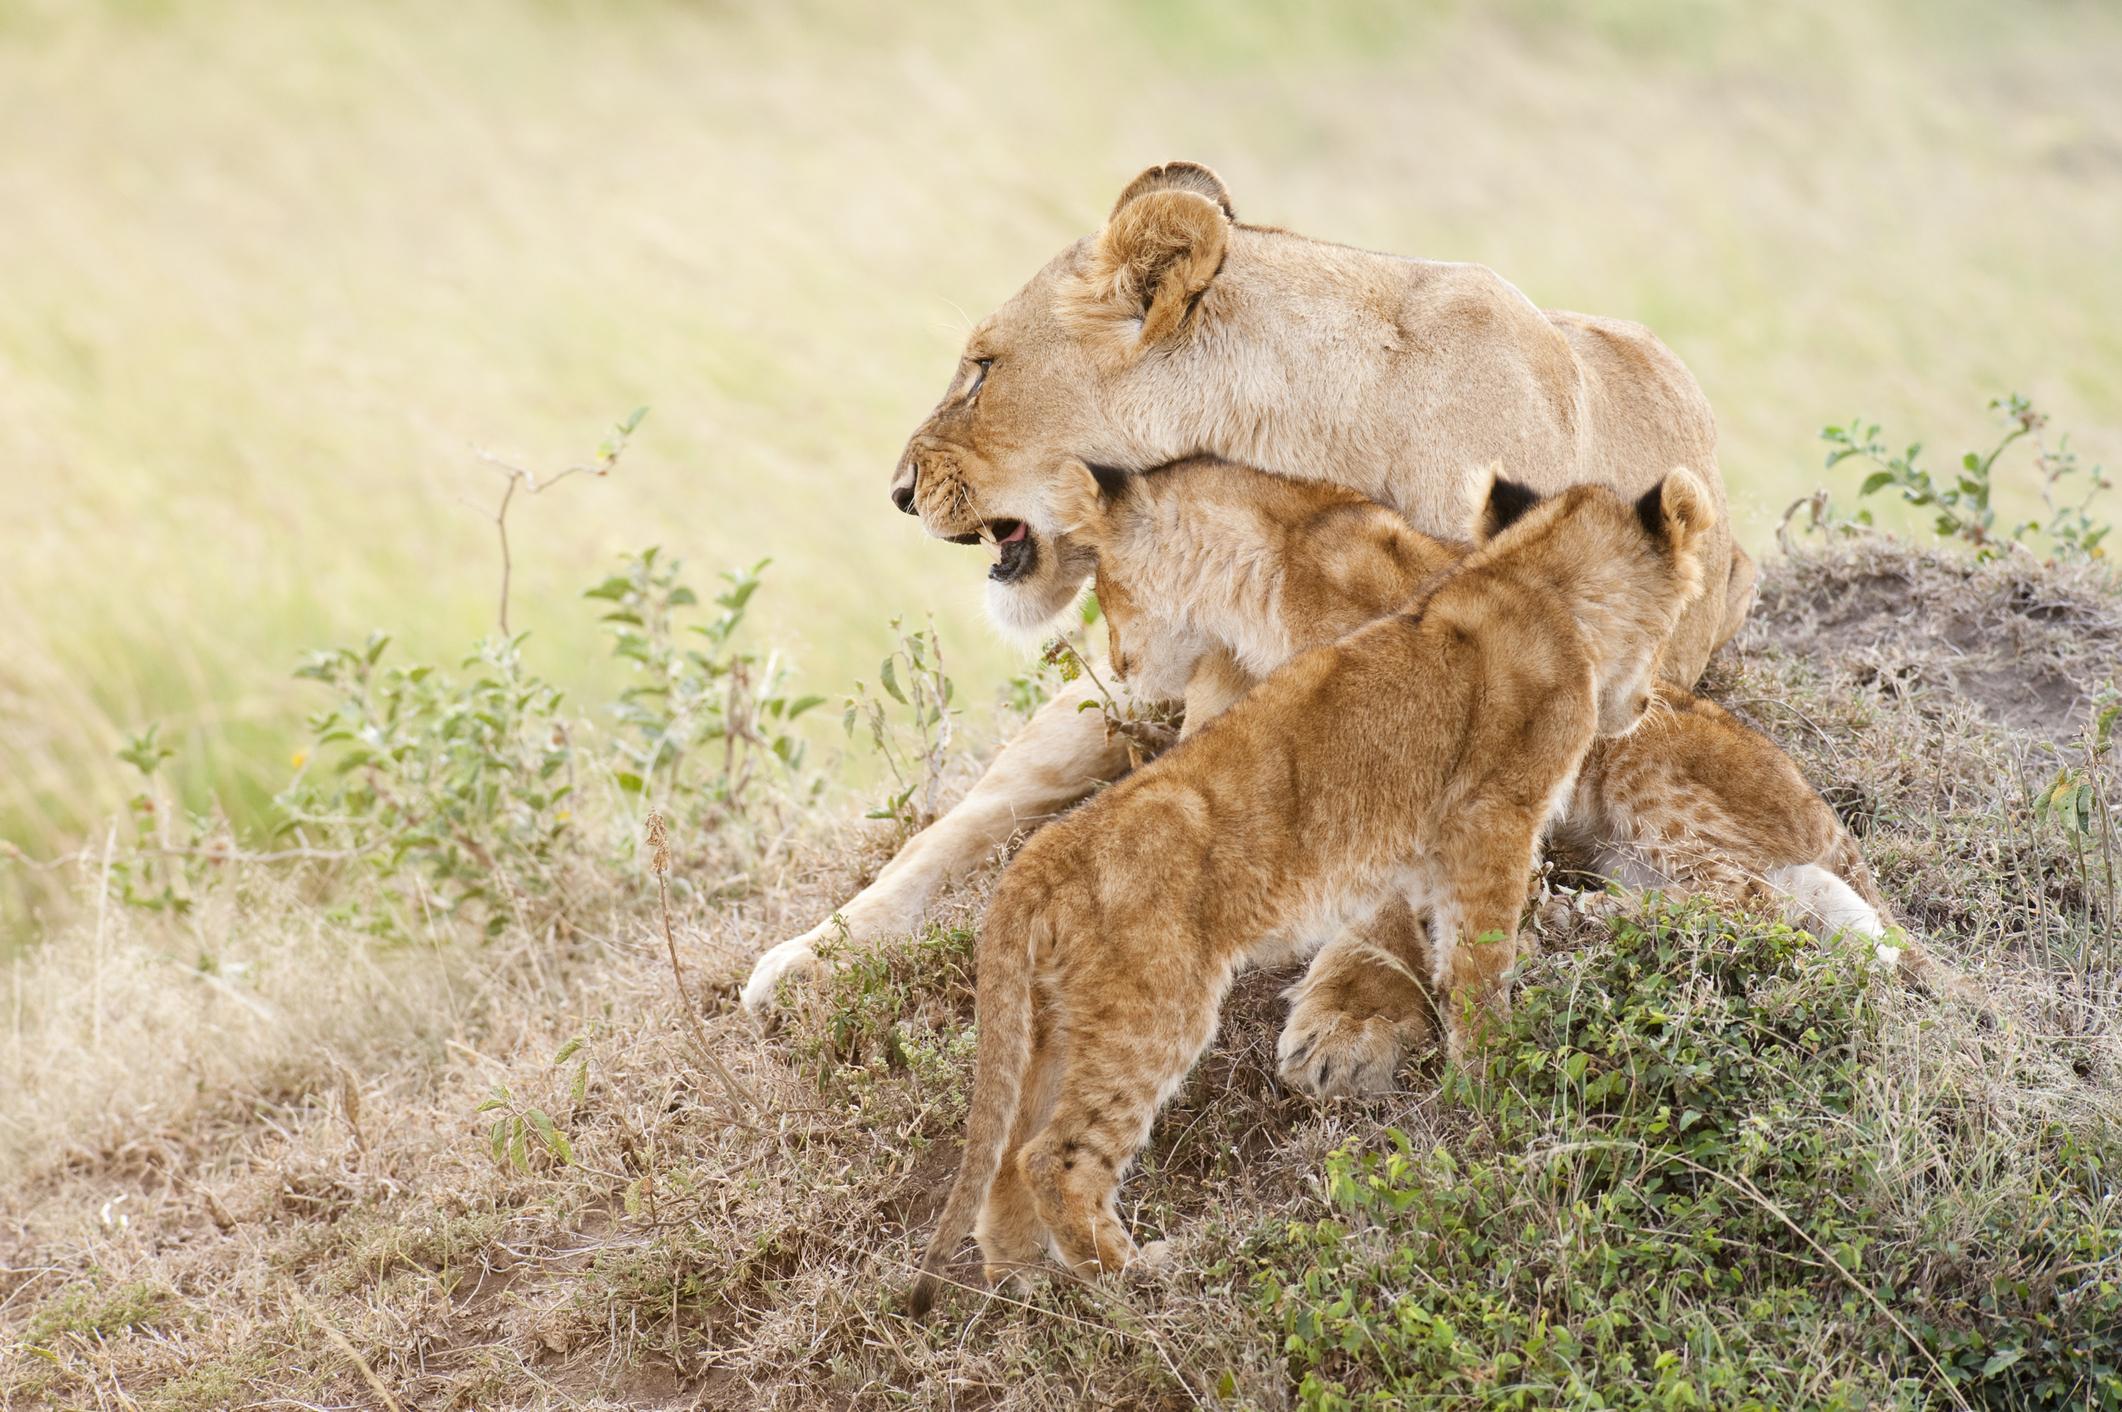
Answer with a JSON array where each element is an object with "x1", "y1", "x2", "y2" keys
[{"x1": 2, "y1": 0, "x2": 2118, "y2": 872}]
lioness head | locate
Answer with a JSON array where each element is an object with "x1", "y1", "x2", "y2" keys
[
  {"x1": 892, "y1": 161, "x2": 1238, "y2": 639},
  {"x1": 1470, "y1": 465, "x2": 1715, "y2": 738}
]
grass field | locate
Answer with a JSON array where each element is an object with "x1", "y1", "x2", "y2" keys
[{"x1": 4, "y1": 0, "x2": 2120, "y2": 863}]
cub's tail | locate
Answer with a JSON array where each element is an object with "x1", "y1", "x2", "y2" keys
[{"x1": 907, "y1": 875, "x2": 1046, "y2": 1317}]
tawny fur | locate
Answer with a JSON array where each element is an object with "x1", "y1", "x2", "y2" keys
[
  {"x1": 1069, "y1": 457, "x2": 1971, "y2": 1030},
  {"x1": 746, "y1": 159, "x2": 1771, "y2": 1047},
  {"x1": 907, "y1": 473, "x2": 1712, "y2": 1315},
  {"x1": 749, "y1": 160, "x2": 1757, "y2": 1018},
  {"x1": 895, "y1": 159, "x2": 1750, "y2": 675}
]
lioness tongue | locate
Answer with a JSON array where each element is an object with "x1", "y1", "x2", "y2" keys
[{"x1": 999, "y1": 521, "x2": 1028, "y2": 544}]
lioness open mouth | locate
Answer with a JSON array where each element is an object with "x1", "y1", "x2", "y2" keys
[{"x1": 946, "y1": 518, "x2": 1037, "y2": 584}]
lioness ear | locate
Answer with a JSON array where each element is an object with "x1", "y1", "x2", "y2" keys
[
  {"x1": 1110, "y1": 161, "x2": 1236, "y2": 221},
  {"x1": 1469, "y1": 463, "x2": 1542, "y2": 541},
  {"x1": 1080, "y1": 185, "x2": 1230, "y2": 348},
  {"x1": 1635, "y1": 466, "x2": 1716, "y2": 562}
]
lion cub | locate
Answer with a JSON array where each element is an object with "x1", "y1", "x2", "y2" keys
[
  {"x1": 1072, "y1": 456, "x2": 1958, "y2": 1002},
  {"x1": 909, "y1": 470, "x2": 1712, "y2": 1311}
]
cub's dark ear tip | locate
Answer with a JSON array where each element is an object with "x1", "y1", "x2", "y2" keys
[
  {"x1": 1486, "y1": 477, "x2": 1540, "y2": 533},
  {"x1": 1086, "y1": 463, "x2": 1130, "y2": 499},
  {"x1": 1634, "y1": 480, "x2": 1666, "y2": 542}
]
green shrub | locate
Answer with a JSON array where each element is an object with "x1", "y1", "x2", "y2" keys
[{"x1": 1258, "y1": 904, "x2": 2122, "y2": 1410}]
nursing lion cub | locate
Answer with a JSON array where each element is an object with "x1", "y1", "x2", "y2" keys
[{"x1": 909, "y1": 470, "x2": 1711, "y2": 1311}]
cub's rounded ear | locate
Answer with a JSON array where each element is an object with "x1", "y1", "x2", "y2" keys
[
  {"x1": 1634, "y1": 466, "x2": 1716, "y2": 561},
  {"x1": 1468, "y1": 462, "x2": 1542, "y2": 542},
  {"x1": 1074, "y1": 176, "x2": 1231, "y2": 349},
  {"x1": 1110, "y1": 161, "x2": 1236, "y2": 221},
  {"x1": 1052, "y1": 458, "x2": 1110, "y2": 534}
]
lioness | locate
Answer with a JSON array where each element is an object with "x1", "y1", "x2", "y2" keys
[
  {"x1": 744, "y1": 162, "x2": 1753, "y2": 1091},
  {"x1": 908, "y1": 470, "x2": 1714, "y2": 1313},
  {"x1": 1050, "y1": 454, "x2": 1971, "y2": 1076}
]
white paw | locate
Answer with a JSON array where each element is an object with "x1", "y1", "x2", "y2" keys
[{"x1": 740, "y1": 932, "x2": 829, "y2": 1015}]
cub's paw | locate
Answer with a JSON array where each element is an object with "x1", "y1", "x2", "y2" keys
[
  {"x1": 1533, "y1": 886, "x2": 1631, "y2": 935},
  {"x1": 1276, "y1": 999, "x2": 1425, "y2": 1098},
  {"x1": 1129, "y1": 1239, "x2": 1176, "y2": 1277},
  {"x1": 739, "y1": 930, "x2": 831, "y2": 1016}
]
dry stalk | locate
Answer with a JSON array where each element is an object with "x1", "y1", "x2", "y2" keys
[
  {"x1": 645, "y1": 811, "x2": 763, "y2": 1116},
  {"x1": 469, "y1": 407, "x2": 645, "y2": 636},
  {"x1": 290, "y1": 1281, "x2": 406, "y2": 1412}
]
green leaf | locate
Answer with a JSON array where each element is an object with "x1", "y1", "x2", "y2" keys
[
  {"x1": 785, "y1": 694, "x2": 827, "y2": 719},
  {"x1": 615, "y1": 770, "x2": 645, "y2": 795},
  {"x1": 1981, "y1": 1347, "x2": 2026, "y2": 1376},
  {"x1": 1858, "y1": 470, "x2": 1896, "y2": 497},
  {"x1": 525, "y1": 1107, "x2": 571, "y2": 1164},
  {"x1": 552, "y1": 1036, "x2": 584, "y2": 1065},
  {"x1": 880, "y1": 657, "x2": 905, "y2": 704}
]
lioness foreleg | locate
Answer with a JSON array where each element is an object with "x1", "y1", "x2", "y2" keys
[
  {"x1": 1276, "y1": 900, "x2": 1437, "y2": 1098},
  {"x1": 741, "y1": 677, "x2": 1136, "y2": 1013}
]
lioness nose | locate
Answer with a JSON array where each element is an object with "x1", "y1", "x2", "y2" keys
[{"x1": 890, "y1": 457, "x2": 919, "y2": 515}]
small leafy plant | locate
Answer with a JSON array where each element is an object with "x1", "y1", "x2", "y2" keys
[
  {"x1": 2034, "y1": 689, "x2": 2119, "y2": 967},
  {"x1": 590, "y1": 550, "x2": 824, "y2": 824},
  {"x1": 843, "y1": 615, "x2": 957, "y2": 828},
  {"x1": 474, "y1": 1035, "x2": 590, "y2": 1173},
  {"x1": 1814, "y1": 393, "x2": 2112, "y2": 561},
  {"x1": 277, "y1": 631, "x2": 574, "y2": 931}
]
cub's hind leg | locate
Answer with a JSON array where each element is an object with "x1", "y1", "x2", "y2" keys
[
  {"x1": 1277, "y1": 899, "x2": 1437, "y2": 1098},
  {"x1": 1021, "y1": 954, "x2": 1227, "y2": 1278},
  {"x1": 974, "y1": 1006, "x2": 1064, "y2": 1290}
]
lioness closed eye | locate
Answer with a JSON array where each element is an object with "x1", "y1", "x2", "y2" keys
[{"x1": 908, "y1": 468, "x2": 1712, "y2": 1314}]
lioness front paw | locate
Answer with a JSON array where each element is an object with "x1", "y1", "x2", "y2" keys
[
  {"x1": 1276, "y1": 999, "x2": 1426, "y2": 1098},
  {"x1": 740, "y1": 931, "x2": 830, "y2": 1015}
]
